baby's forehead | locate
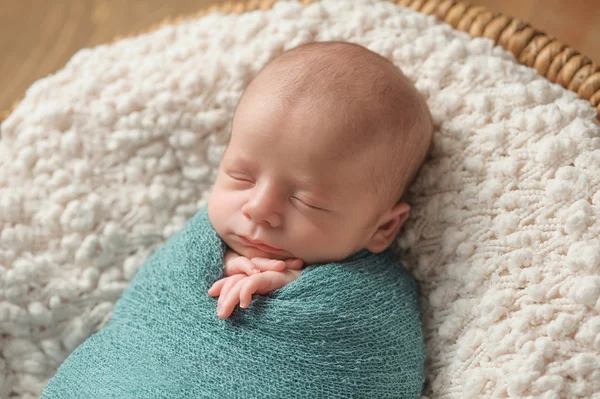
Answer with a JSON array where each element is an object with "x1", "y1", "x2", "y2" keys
[{"x1": 233, "y1": 79, "x2": 403, "y2": 176}]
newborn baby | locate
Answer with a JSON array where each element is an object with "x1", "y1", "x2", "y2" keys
[
  {"x1": 207, "y1": 41, "x2": 433, "y2": 318},
  {"x1": 41, "y1": 41, "x2": 434, "y2": 399}
]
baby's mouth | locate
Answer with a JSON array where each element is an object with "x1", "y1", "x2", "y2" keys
[{"x1": 236, "y1": 235, "x2": 285, "y2": 254}]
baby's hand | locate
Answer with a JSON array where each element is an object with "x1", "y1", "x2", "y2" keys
[
  {"x1": 208, "y1": 268, "x2": 302, "y2": 319},
  {"x1": 222, "y1": 249, "x2": 303, "y2": 277},
  {"x1": 207, "y1": 249, "x2": 304, "y2": 318}
]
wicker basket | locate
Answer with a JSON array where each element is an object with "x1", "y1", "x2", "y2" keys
[{"x1": 1, "y1": 0, "x2": 599, "y2": 123}]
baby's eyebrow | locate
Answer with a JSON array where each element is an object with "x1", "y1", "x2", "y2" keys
[
  {"x1": 227, "y1": 156, "x2": 255, "y2": 169},
  {"x1": 294, "y1": 177, "x2": 338, "y2": 202}
]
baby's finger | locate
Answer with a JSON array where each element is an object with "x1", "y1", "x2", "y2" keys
[
  {"x1": 207, "y1": 278, "x2": 227, "y2": 297},
  {"x1": 225, "y1": 256, "x2": 260, "y2": 277},
  {"x1": 250, "y1": 257, "x2": 286, "y2": 272},
  {"x1": 219, "y1": 274, "x2": 245, "y2": 302},
  {"x1": 218, "y1": 278, "x2": 247, "y2": 318},
  {"x1": 283, "y1": 258, "x2": 304, "y2": 270},
  {"x1": 239, "y1": 279, "x2": 259, "y2": 308}
]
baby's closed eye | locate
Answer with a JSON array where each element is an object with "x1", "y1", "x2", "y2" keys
[
  {"x1": 289, "y1": 196, "x2": 329, "y2": 212},
  {"x1": 227, "y1": 173, "x2": 254, "y2": 184}
]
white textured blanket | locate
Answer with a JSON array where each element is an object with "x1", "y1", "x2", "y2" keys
[{"x1": 1, "y1": 1, "x2": 599, "y2": 398}]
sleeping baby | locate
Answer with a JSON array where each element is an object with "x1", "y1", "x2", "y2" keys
[
  {"x1": 41, "y1": 41, "x2": 433, "y2": 399},
  {"x1": 207, "y1": 41, "x2": 433, "y2": 318}
]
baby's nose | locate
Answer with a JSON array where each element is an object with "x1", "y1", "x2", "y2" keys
[
  {"x1": 242, "y1": 203, "x2": 282, "y2": 227},
  {"x1": 242, "y1": 192, "x2": 283, "y2": 228}
]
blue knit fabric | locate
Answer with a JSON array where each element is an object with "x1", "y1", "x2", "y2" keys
[{"x1": 41, "y1": 207, "x2": 425, "y2": 398}]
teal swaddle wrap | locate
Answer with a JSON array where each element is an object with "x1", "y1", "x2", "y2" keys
[{"x1": 42, "y1": 207, "x2": 425, "y2": 398}]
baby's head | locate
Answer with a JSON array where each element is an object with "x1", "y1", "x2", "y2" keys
[{"x1": 208, "y1": 41, "x2": 432, "y2": 265}]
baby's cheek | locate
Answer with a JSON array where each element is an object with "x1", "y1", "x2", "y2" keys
[
  {"x1": 294, "y1": 224, "x2": 329, "y2": 254},
  {"x1": 207, "y1": 191, "x2": 231, "y2": 231},
  {"x1": 209, "y1": 189, "x2": 250, "y2": 238}
]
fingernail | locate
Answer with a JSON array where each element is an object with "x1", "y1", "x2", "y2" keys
[
  {"x1": 217, "y1": 305, "x2": 223, "y2": 314},
  {"x1": 251, "y1": 268, "x2": 260, "y2": 274}
]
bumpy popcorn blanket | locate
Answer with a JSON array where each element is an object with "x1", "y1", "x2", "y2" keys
[{"x1": 0, "y1": 0, "x2": 599, "y2": 398}]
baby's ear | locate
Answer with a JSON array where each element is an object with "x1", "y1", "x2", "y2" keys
[{"x1": 365, "y1": 202, "x2": 410, "y2": 253}]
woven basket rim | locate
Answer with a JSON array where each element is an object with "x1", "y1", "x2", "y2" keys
[{"x1": 1, "y1": 0, "x2": 599, "y2": 123}]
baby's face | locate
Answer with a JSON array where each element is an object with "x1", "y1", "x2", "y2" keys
[{"x1": 208, "y1": 94, "x2": 385, "y2": 265}]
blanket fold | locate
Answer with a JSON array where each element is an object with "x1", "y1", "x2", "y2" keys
[{"x1": 41, "y1": 207, "x2": 425, "y2": 398}]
